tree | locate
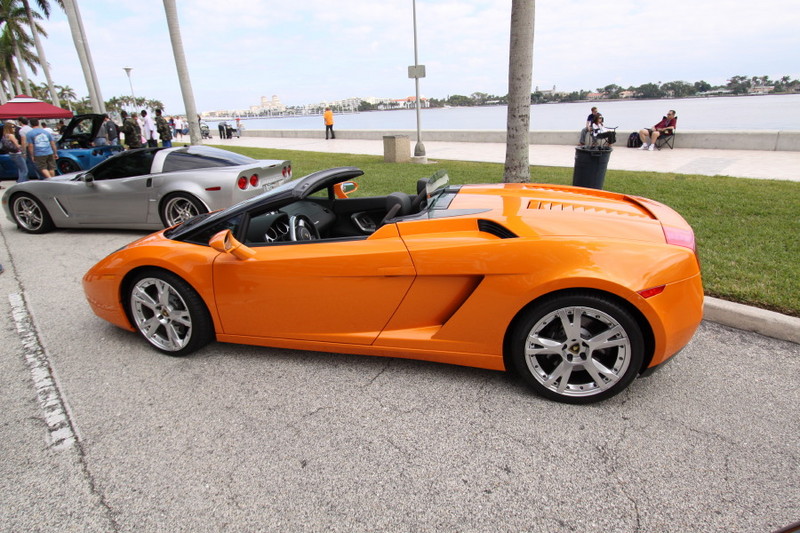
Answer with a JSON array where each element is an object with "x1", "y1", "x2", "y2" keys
[
  {"x1": 21, "y1": 0, "x2": 61, "y2": 105},
  {"x1": 599, "y1": 84, "x2": 623, "y2": 98},
  {"x1": 694, "y1": 80, "x2": 712, "y2": 93},
  {"x1": 504, "y1": 0, "x2": 535, "y2": 183},
  {"x1": 635, "y1": 83, "x2": 664, "y2": 99},
  {"x1": 726, "y1": 75, "x2": 751, "y2": 94},
  {"x1": 56, "y1": 83, "x2": 76, "y2": 111},
  {"x1": 0, "y1": 0, "x2": 46, "y2": 97},
  {"x1": 661, "y1": 80, "x2": 695, "y2": 98},
  {"x1": 164, "y1": 0, "x2": 201, "y2": 144}
]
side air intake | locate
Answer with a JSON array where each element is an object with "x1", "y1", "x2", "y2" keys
[{"x1": 478, "y1": 219, "x2": 517, "y2": 239}]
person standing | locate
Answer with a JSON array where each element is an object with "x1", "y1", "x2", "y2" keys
[
  {"x1": 25, "y1": 118, "x2": 58, "y2": 179},
  {"x1": 120, "y1": 110, "x2": 143, "y2": 149},
  {"x1": 16, "y1": 116, "x2": 33, "y2": 179},
  {"x1": 105, "y1": 115, "x2": 120, "y2": 146},
  {"x1": 3, "y1": 121, "x2": 28, "y2": 182},
  {"x1": 173, "y1": 116, "x2": 184, "y2": 139},
  {"x1": 155, "y1": 109, "x2": 173, "y2": 147},
  {"x1": 323, "y1": 107, "x2": 335, "y2": 139},
  {"x1": 577, "y1": 106, "x2": 598, "y2": 146},
  {"x1": 141, "y1": 110, "x2": 158, "y2": 147},
  {"x1": 93, "y1": 115, "x2": 109, "y2": 146}
]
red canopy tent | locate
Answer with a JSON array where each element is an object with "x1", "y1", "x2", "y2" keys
[{"x1": 0, "y1": 94, "x2": 73, "y2": 120}]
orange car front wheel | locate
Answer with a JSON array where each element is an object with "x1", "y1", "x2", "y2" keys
[{"x1": 511, "y1": 293, "x2": 645, "y2": 404}]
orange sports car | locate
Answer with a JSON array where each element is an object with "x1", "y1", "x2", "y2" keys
[{"x1": 83, "y1": 167, "x2": 703, "y2": 404}]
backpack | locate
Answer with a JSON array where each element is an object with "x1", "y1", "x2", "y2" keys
[{"x1": 627, "y1": 132, "x2": 642, "y2": 148}]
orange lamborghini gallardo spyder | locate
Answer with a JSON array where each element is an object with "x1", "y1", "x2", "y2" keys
[{"x1": 83, "y1": 167, "x2": 703, "y2": 404}]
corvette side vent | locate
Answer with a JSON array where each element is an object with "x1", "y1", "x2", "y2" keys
[
  {"x1": 478, "y1": 219, "x2": 517, "y2": 239},
  {"x1": 528, "y1": 201, "x2": 650, "y2": 219}
]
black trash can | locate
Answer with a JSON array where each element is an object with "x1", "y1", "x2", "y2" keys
[{"x1": 572, "y1": 147, "x2": 612, "y2": 189}]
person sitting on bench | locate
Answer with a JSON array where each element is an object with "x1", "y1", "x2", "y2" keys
[{"x1": 638, "y1": 110, "x2": 677, "y2": 151}]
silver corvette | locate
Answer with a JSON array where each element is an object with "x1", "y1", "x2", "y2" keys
[{"x1": 2, "y1": 145, "x2": 292, "y2": 234}]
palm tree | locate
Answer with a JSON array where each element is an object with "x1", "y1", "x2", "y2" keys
[
  {"x1": 164, "y1": 0, "x2": 201, "y2": 144},
  {"x1": 504, "y1": 0, "x2": 535, "y2": 183},
  {"x1": 21, "y1": 0, "x2": 62, "y2": 105},
  {"x1": 0, "y1": 0, "x2": 46, "y2": 97},
  {"x1": 57, "y1": 83, "x2": 76, "y2": 111}
]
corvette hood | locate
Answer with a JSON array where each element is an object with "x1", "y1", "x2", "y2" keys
[{"x1": 452, "y1": 183, "x2": 692, "y2": 245}]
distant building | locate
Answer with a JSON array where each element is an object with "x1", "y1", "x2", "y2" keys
[
  {"x1": 587, "y1": 92, "x2": 606, "y2": 100},
  {"x1": 619, "y1": 90, "x2": 636, "y2": 99},
  {"x1": 391, "y1": 96, "x2": 430, "y2": 109},
  {"x1": 749, "y1": 86, "x2": 774, "y2": 95}
]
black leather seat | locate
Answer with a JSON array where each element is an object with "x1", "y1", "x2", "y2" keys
[{"x1": 381, "y1": 192, "x2": 412, "y2": 225}]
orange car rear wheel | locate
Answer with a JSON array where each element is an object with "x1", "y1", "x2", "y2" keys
[
  {"x1": 511, "y1": 293, "x2": 644, "y2": 404},
  {"x1": 126, "y1": 269, "x2": 214, "y2": 356}
]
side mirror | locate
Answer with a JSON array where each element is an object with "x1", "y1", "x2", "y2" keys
[
  {"x1": 209, "y1": 229, "x2": 256, "y2": 260},
  {"x1": 82, "y1": 172, "x2": 94, "y2": 185},
  {"x1": 333, "y1": 181, "x2": 358, "y2": 198}
]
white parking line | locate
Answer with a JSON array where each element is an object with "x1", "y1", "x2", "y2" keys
[{"x1": 9, "y1": 292, "x2": 77, "y2": 451}]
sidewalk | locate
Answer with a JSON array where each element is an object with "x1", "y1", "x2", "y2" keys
[{"x1": 206, "y1": 133, "x2": 800, "y2": 182}]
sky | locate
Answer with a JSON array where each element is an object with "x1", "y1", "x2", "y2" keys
[{"x1": 25, "y1": 0, "x2": 800, "y2": 115}]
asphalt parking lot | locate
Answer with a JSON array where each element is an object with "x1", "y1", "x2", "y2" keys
[{"x1": 1, "y1": 213, "x2": 798, "y2": 533}]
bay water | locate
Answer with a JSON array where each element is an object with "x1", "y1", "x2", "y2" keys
[{"x1": 207, "y1": 94, "x2": 800, "y2": 133}]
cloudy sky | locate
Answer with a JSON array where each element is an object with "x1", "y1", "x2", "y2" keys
[{"x1": 28, "y1": 0, "x2": 799, "y2": 114}]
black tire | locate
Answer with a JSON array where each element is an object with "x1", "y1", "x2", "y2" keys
[
  {"x1": 10, "y1": 193, "x2": 55, "y2": 234},
  {"x1": 159, "y1": 193, "x2": 207, "y2": 227},
  {"x1": 56, "y1": 158, "x2": 81, "y2": 175},
  {"x1": 510, "y1": 293, "x2": 644, "y2": 404},
  {"x1": 126, "y1": 269, "x2": 214, "y2": 356}
]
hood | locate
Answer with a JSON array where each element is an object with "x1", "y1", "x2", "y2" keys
[{"x1": 57, "y1": 114, "x2": 105, "y2": 148}]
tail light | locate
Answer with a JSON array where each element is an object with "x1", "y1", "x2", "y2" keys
[
  {"x1": 282, "y1": 165, "x2": 292, "y2": 178},
  {"x1": 237, "y1": 176, "x2": 247, "y2": 190},
  {"x1": 249, "y1": 174, "x2": 259, "y2": 187},
  {"x1": 663, "y1": 226, "x2": 696, "y2": 252}
]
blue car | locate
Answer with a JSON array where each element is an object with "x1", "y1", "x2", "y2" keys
[{"x1": 1, "y1": 114, "x2": 123, "y2": 180}]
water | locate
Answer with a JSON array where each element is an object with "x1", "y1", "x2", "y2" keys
[{"x1": 207, "y1": 94, "x2": 800, "y2": 133}]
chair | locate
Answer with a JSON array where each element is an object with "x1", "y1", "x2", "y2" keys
[
  {"x1": 655, "y1": 116, "x2": 677, "y2": 150},
  {"x1": 587, "y1": 127, "x2": 617, "y2": 149},
  {"x1": 655, "y1": 131, "x2": 676, "y2": 150}
]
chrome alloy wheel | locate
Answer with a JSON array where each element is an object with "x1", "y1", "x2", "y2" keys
[
  {"x1": 523, "y1": 305, "x2": 632, "y2": 398},
  {"x1": 13, "y1": 196, "x2": 45, "y2": 231},
  {"x1": 163, "y1": 196, "x2": 200, "y2": 226},
  {"x1": 130, "y1": 277, "x2": 193, "y2": 352}
]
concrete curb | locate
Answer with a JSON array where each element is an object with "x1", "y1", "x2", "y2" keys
[{"x1": 704, "y1": 296, "x2": 800, "y2": 344}]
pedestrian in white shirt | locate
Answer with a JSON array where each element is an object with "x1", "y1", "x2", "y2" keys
[{"x1": 140, "y1": 110, "x2": 158, "y2": 147}]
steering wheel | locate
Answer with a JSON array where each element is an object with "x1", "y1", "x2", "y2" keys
[{"x1": 289, "y1": 215, "x2": 319, "y2": 241}]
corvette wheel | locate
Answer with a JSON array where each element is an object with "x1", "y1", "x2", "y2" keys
[
  {"x1": 11, "y1": 194, "x2": 55, "y2": 234},
  {"x1": 127, "y1": 270, "x2": 214, "y2": 356},
  {"x1": 511, "y1": 294, "x2": 644, "y2": 404},
  {"x1": 56, "y1": 158, "x2": 81, "y2": 175},
  {"x1": 160, "y1": 193, "x2": 207, "y2": 227}
]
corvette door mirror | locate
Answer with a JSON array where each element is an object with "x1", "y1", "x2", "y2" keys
[
  {"x1": 209, "y1": 229, "x2": 256, "y2": 260},
  {"x1": 333, "y1": 181, "x2": 358, "y2": 198},
  {"x1": 82, "y1": 172, "x2": 94, "y2": 185}
]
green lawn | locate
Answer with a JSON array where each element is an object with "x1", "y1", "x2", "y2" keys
[{"x1": 219, "y1": 145, "x2": 800, "y2": 317}]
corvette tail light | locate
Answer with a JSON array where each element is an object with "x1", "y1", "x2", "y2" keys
[
  {"x1": 249, "y1": 174, "x2": 259, "y2": 187},
  {"x1": 282, "y1": 165, "x2": 292, "y2": 178},
  {"x1": 663, "y1": 226, "x2": 696, "y2": 253},
  {"x1": 237, "y1": 176, "x2": 247, "y2": 190}
]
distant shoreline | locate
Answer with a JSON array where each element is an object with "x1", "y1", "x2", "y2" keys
[{"x1": 203, "y1": 92, "x2": 799, "y2": 122}]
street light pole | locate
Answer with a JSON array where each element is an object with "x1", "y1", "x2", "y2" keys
[
  {"x1": 411, "y1": 0, "x2": 425, "y2": 159},
  {"x1": 123, "y1": 67, "x2": 136, "y2": 110}
]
